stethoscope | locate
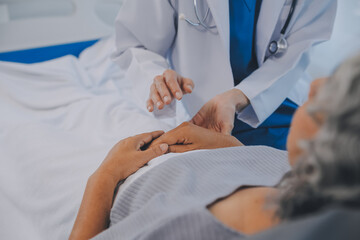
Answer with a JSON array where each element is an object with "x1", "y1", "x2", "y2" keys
[
  {"x1": 178, "y1": 0, "x2": 216, "y2": 31},
  {"x1": 179, "y1": 0, "x2": 298, "y2": 56}
]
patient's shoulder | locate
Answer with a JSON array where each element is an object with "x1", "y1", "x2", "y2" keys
[{"x1": 208, "y1": 187, "x2": 279, "y2": 235}]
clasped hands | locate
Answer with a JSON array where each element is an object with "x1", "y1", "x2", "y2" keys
[
  {"x1": 96, "y1": 70, "x2": 249, "y2": 183},
  {"x1": 96, "y1": 123, "x2": 242, "y2": 184},
  {"x1": 147, "y1": 69, "x2": 250, "y2": 135}
]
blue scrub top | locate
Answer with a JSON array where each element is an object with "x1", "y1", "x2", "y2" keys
[
  {"x1": 229, "y1": 0, "x2": 262, "y2": 86},
  {"x1": 229, "y1": 0, "x2": 297, "y2": 150}
]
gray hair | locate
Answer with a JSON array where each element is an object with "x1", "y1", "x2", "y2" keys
[{"x1": 277, "y1": 54, "x2": 360, "y2": 220}]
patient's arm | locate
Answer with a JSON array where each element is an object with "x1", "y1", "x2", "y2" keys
[
  {"x1": 69, "y1": 131, "x2": 168, "y2": 240},
  {"x1": 152, "y1": 122, "x2": 243, "y2": 153}
]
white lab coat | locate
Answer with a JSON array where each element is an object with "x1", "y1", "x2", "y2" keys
[{"x1": 113, "y1": 0, "x2": 337, "y2": 128}]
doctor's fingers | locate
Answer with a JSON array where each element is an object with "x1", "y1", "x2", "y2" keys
[
  {"x1": 220, "y1": 123, "x2": 234, "y2": 136},
  {"x1": 163, "y1": 70, "x2": 183, "y2": 100},
  {"x1": 132, "y1": 131, "x2": 165, "y2": 150},
  {"x1": 168, "y1": 144, "x2": 195, "y2": 153},
  {"x1": 136, "y1": 144, "x2": 169, "y2": 166},
  {"x1": 151, "y1": 126, "x2": 190, "y2": 147},
  {"x1": 180, "y1": 78, "x2": 194, "y2": 94},
  {"x1": 154, "y1": 76, "x2": 172, "y2": 104},
  {"x1": 149, "y1": 84, "x2": 165, "y2": 110},
  {"x1": 151, "y1": 131, "x2": 181, "y2": 147},
  {"x1": 146, "y1": 99, "x2": 154, "y2": 112},
  {"x1": 190, "y1": 113, "x2": 206, "y2": 128}
]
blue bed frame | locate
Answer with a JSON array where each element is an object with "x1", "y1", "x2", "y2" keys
[{"x1": 0, "y1": 40, "x2": 98, "y2": 64}]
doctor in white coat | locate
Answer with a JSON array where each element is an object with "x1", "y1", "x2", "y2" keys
[{"x1": 112, "y1": 0, "x2": 337, "y2": 150}]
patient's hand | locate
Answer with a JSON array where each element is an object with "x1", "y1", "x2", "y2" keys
[
  {"x1": 152, "y1": 122, "x2": 243, "y2": 153},
  {"x1": 96, "y1": 131, "x2": 168, "y2": 183},
  {"x1": 70, "y1": 131, "x2": 168, "y2": 240}
]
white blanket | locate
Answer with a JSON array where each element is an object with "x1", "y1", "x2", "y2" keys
[{"x1": 0, "y1": 37, "x2": 189, "y2": 240}]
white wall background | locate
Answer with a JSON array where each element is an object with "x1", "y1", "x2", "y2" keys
[
  {"x1": 307, "y1": 0, "x2": 360, "y2": 78},
  {"x1": 0, "y1": 0, "x2": 359, "y2": 78},
  {"x1": 0, "y1": 0, "x2": 123, "y2": 52}
]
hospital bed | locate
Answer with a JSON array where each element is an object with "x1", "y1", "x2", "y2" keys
[
  {"x1": 0, "y1": 0, "x2": 359, "y2": 239},
  {"x1": 0, "y1": 1, "x2": 187, "y2": 239}
]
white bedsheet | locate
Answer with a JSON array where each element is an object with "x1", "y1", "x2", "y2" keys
[{"x1": 0, "y1": 37, "x2": 189, "y2": 240}]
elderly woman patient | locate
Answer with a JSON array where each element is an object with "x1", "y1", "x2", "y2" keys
[{"x1": 70, "y1": 55, "x2": 360, "y2": 240}]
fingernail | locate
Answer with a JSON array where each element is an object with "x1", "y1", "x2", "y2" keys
[
  {"x1": 147, "y1": 106, "x2": 152, "y2": 111},
  {"x1": 163, "y1": 96, "x2": 169, "y2": 103},
  {"x1": 157, "y1": 102, "x2": 162, "y2": 108},
  {"x1": 160, "y1": 144, "x2": 168, "y2": 152},
  {"x1": 187, "y1": 85, "x2": 193, "y2": 92},
  {"x1": 175, "y1": 92, "x2": 182, "y2": 99}
]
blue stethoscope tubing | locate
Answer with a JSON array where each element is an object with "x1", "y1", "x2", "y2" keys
[{"x1": 177, "y1": 0, "x2": 298, "y2": 56}]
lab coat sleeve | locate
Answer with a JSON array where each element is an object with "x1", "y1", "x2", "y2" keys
[
  {"x1": 112, "y1": 0, "x2": 177, "y2": 115},
  {"x1": 235, "y1": 0, "x2": 337, "y2": 128}
]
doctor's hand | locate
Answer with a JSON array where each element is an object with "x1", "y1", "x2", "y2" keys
[
  {"x1": 191, "y1": 89, "x2": 250, "y2": 135},
  {"x1": 151, "y1": 122, "x2": 243, "y2": 153},
  {"x1": 95, "y1": 131, "x2": 168, "y2": 183},
  {"x1": 147, "y1": 70, "x2": 194, "y2": 112}
]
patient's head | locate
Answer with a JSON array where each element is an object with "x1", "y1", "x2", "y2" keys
[
  {"x1": 277, "y1": 54, "x2": 360, "y2": 220},
  {"x1": 287, "y1": 77, "x2": 327, "y2": 165}
]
